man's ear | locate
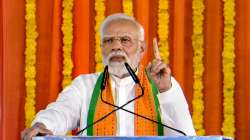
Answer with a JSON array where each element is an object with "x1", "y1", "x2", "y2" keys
[
  {"x1": 138, "y1": 41, "x2": 146, "y2": 60},
  {"x1": 140, "y1": 41, "x2": 146, "y2": 53}
]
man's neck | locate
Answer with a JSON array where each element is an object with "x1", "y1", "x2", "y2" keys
[
  {"x1": 111, "y1": 73, "x2": 130, "y2": 79},
  {"x1": 110, "y1": 67, "x2": 138, "y2": 79}
]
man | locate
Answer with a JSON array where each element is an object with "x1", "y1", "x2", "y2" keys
[{"x1": 21, "y1": 13, "x2": 196, "y2": 139}]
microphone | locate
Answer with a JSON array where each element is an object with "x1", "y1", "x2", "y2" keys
[
  {"x1": 124, "y1": 62, "x2": 140, "y2": 83},
  {"x1": 101, "y1": 62, "x2": 187, "y2": 136},
  {"x1": 101, "y1": 65, "x2": 109, "y2": 90}
]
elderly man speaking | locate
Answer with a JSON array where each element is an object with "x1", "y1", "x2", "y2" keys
[{"x1": 21, "y1": 13, "x2": 196, "y2": 140}]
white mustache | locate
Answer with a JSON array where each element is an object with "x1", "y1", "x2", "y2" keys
[{"x1": 107, "y1": 51, "x2": 128, "y2": 62}]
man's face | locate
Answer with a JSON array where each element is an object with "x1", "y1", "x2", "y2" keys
[{"x1": 101, "y1": 20, "x2": 145, "y2": 78}]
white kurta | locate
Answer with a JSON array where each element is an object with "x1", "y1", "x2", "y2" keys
[{"x1": 32, "y1": 73, "x2": 196, "y2": 136}]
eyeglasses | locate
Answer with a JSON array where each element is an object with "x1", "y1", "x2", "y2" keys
[{"x1": 101, "y1": 36, "x2": 142, "y2": 47}]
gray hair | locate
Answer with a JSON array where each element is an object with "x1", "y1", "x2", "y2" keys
[{"x1": 100, "y1": 13, "x2": 145, "y2": 41}]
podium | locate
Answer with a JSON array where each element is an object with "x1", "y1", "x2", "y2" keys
[{"x1": 32, "y1": 136, "x2": 233, "y2": 140}]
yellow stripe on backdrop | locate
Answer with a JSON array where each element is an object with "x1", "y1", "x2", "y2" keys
[
  {"x1": 94, "y1": 0, "x2": 106, "y2": 72},
  {"x1": 122, "y1": 0, "x2": 134, "y2": 16},
  {"x1": 191, "y1": 0, "x2": 205, "y2": 135},
  {"x1": 24, "y1": 0, "x2": 38, "y2": 127},
  {"x1": 222, "y1": 0, "x2": 236, "y2": 138},
  {"x1": 62, "y1": 0, "x2": 74, "y2": 88},
  {"x1": 62, "y1": 0, "x2": 74, "y2": 135},
  {"x1": 157, "y1": 0, "x2": 170, "y2": 64}
]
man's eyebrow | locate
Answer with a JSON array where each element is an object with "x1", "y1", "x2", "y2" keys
[
  {"x1": 103, "y1": 35, "x2": 113, "y2": 38},
  {"x1": 118, "y1": 33, "x2": 133, "y2": 37}
]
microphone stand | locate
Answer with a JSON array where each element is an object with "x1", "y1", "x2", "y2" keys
[
  {"x1": 76, "y1": 66, "x2": 144, "y2": 135},
  {"x1": 100, "y1": 63, "x2": 187, "y2": 136},
  {"x1": 77, "y1": 63, "x2": 187, "y2": 136}
]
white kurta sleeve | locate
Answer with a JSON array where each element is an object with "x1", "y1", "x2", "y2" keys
[
  {"x1": 157, "y1": 77, "x2": 196, "y2": 136},
  {"x1": 31, "y1": 76, "x2": 84, "y2": 135}
]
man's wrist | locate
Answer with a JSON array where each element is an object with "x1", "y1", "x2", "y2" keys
[
  {"x1": 159, "y1": 82, "x2": 172, "y2": 93},
  {"x1": 33, "y1": 122, "x2": 46, "y2": 129}
]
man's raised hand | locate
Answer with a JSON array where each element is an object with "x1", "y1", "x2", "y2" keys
[{"x1": 147, "y1": 38, "x2": 172, "y2": 93}]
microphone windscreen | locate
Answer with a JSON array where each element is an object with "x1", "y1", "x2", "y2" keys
[
  {"x1": 124, "y1": 62, "x2": 139, "y2": 83},
  {"x1": 101, "y1": 66, "x2": 109, "y2": 90}
]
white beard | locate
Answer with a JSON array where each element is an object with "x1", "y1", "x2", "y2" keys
[{"x1": 103, "y1": 50, "x2": 141, "y2": 78}]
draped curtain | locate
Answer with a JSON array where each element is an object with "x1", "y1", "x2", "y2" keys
[{"x1": 0, "y1": 0, "x2": 250, "y2": 139}]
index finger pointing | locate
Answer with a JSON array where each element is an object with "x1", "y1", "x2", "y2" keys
[{"x1": 153, "y1": 38, "x2": 161, "y2": 59}]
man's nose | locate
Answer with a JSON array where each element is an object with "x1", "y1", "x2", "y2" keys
[{"x1": 111, "y1": 39, "x2": 123, "y2": 51}]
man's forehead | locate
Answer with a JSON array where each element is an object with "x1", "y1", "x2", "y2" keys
[
  {"x1": 103, "y1": 25, "x2": 139, "y2": 37},
  {"x1": 103, "y1": 32, "x2": 134, "y2": 37},
  {"x1": 106, "y1": 19, "x2": 138, "y2": 28},
  {"x1": 104, "y1": 20, "x2": 139, "y2": 31},
  {"x1": 102, "y1": 19, "x2": 141, "y2": 40}
]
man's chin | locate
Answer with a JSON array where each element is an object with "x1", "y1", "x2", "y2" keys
[
  {"x1": 108, "y1": 61, "x2": 126, "y2": 67},
  {"x1": 109, "y1": 71, "x2": 129, "y2": 78},
  {"x1": 109, "y1": 60, "x2": 126, "y2": 64},
  {"x1": 108, "y1": 64, "x2": 128, "y2": 78}
]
